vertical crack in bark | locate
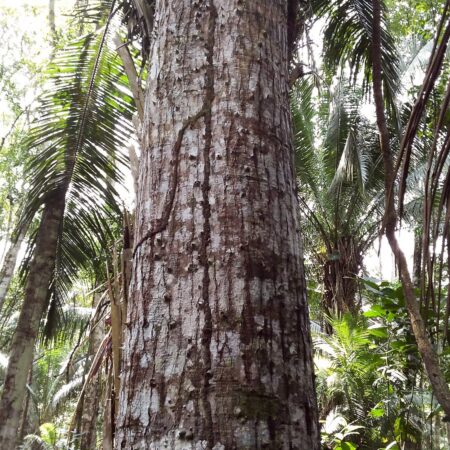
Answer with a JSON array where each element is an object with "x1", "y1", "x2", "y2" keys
[
  {"x1": 199, "y1": 1, "x2": 217, "y2": 446},
  {"x1": 133, "y1": 103, "x2": 214, "y2": 257}
]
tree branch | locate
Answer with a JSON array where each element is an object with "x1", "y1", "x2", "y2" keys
[
  {"x1": 114, "y1": 34, "x2": 145, "y2": 121},
  {"x1": 372, "y1": 0, "x2": 450, "y2": 420}
]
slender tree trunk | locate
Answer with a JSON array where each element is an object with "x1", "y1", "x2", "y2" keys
[
  {"x1": 103, "y1": 363, "x2": 114, "y2": 450},
  {"x1": 433, "y1": 415, "x2": 441, "y2": 450},
  {"x1": 49, "y1": 0, "x2": 56, "y2": 48},
  {"x1": 18, "y1": 368, "x2": 32, "y2": 445},
  {"x1": 79, "y1": 366, "x2": 102, "y2": 450},
  {"x1": 0, "y1": 200, "x2": 13, "y2": 264},
  {"x1": 0, "y1": 190, "x2": 65, "y2": 448},
  {"x1": 116, "y1": 1, "x2": 319, "y2": 448},
  {"x1": 446, "y1": 421, "x2": 450, "y2": 448},
  {"x1": 0, "y1": 227, "x2": 26, "y2": 311},
  {"x1": 412, "y1": 228, "x2": 422, "y2": 288},
  {"x1": 372, "y1": 0, "x2": 450, "y2": 418},
  {"x1": 79, "y1": 293, "x2": 105, "y2": 450}
]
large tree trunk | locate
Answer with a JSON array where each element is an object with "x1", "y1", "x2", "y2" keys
[
  {"x1": 0, "y1": 190, "x2": 65, "y2": 448},
  {"x1": 115, "y1": 1, "x2": 319, "y2": 448},
  {"x1": 0, "y1": 227, "x2": 26, "y2": 311}
]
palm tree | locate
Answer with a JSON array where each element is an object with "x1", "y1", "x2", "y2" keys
[
  {"x1": 0, "y1": 3, "x2": 135, "y2": 446},
  {"x1": 290, "y1": 0, "x2": 400, "y2": 320},
  {"x1": 314, "y1": 314, "x2": 424, "y2": 449},
  {"x1": 293, "y1": 77, "x2": 384, "y2": 317}
]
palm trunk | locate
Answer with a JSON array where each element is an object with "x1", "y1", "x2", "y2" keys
[
  {"x1": 0, "y1": 190, "x2": 66, "y2": 448},
  {"x1": 115, "y1": 1, "x2": 319, "y2": 448},
  {"x1": 322, "y1": 237, "x2": 361, "y2": 317},
  {"x1": 18, "y1": 368, "x2": 33, "y2": 444},
  {"x1": 433, "y1": 415, "x2": 441, "y2": 450},
  {"x1": 0, "y1": 227, "x2": 26, "y2": 311}
]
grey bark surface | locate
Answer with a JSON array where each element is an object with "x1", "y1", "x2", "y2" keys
[
  {"x1": 79, "y1": 294, "x2": 105, "y2": 450},
  {"x1": 0, "y1": 191, "x2": 65, "y2": 448},
  {"x1": 0, "y1": 227, "x2": 26, "y2": 312},
  {"x1": 116, "y1": 1, "x2": 319, "y2": 449}
]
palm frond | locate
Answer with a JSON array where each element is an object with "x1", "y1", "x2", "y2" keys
[
  {"x1": 52, "y1": 375, "x2": 84, "y2": 409},
  {"x1": 22, "y1": 434, "x2": 51, "y2": 450},
  {"x1": 312, "y1": 0, "x2": 400, "y2": 118},
  {"x1": 292, "y1": 77, "x2": 320, "y2": 197},
  {"x1": 16, "y1": 1, "x2": 135, "y2": 341},
  {"x1": 295, "y1": 78, "x2": 384, "y2": 240}
]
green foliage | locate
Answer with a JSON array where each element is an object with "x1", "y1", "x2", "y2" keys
[
  {"x1": 15, "y1": 1, "x2": 135, "y2": 340},
  {"x1": 311, "y1": 0, "x2": 400, "y2": 115},
  {"x1": 315, "y1": 279, "x2": 450, "y2": 448},
  {"x1": 23, "y1": 422, "x2": 65, "y2": 449},
  {"x1": 39, "y1": 423, "x2": 57, "y2": 447},
  {"x1": 293, "y1": 75, "x2": 384, "y2": 243},
  {"x1": 21, "y1": 340, "x2": 84, "y2": 449},
  {"x1": 293, "y1": 75, "x2": 384, "y2": 315},
  {"x1": 321, "y1": 411, "x2": 363, "y2": 449},
  {"x1": 386, "y1": 0, "x2": 446, "y2": 44}
]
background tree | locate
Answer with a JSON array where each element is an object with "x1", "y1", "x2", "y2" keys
[
  {"x1": 293, "y1": 77, "x2": 384, "y2": 318},
  {"x1": 0, "y1": 3, "x2": 135, "y2": 446}
]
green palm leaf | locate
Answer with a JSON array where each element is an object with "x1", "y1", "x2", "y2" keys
[
  {"x1": 294, "y1": 77, "x2": 384, "y2": 245},
  {"x1": 312, "y1": 0, "x2": 400, "y2": 118},
  {"x1": 17, "y1": 2, "x2": 135, "y2": 340}
]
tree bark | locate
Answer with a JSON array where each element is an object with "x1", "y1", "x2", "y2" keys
[
  {"x1": 446, "y1": 421, "x2": 450, "y2": 449},
  {"x1": 0, "y1": 190, "x2": 66, "y2": 448},
  {"x1": 412, "y1": 229, "x2": 422, "y2": 289},
  {"x1": 18, "y1": 368, "x2": 33, "y2": 445},
  {"x1": 103, "y1": 361, "x2": 114, "y2": 450},
  {"x1": 115, "y1": 1, "x2": 319, "y2": 449},
  {"x1": 49, "y1": 0, "x2": 56, "y2": 47},
  {"x1": 79, "y1": 294, "x2": 105, "y2": 450},
  {"x1": 322, "y1": 236, "x2": 362, "y2": 317},
  {"x1": 0, "y1": 227, "x2": 26, "y2": 312}
]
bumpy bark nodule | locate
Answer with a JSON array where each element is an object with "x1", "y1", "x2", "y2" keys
[
  {"x1": 0, "y1": 190, "x2": 66, "y2": 448},
  {"x1": 116, "y1": 1, "x2": 319, "y2": 449}
]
